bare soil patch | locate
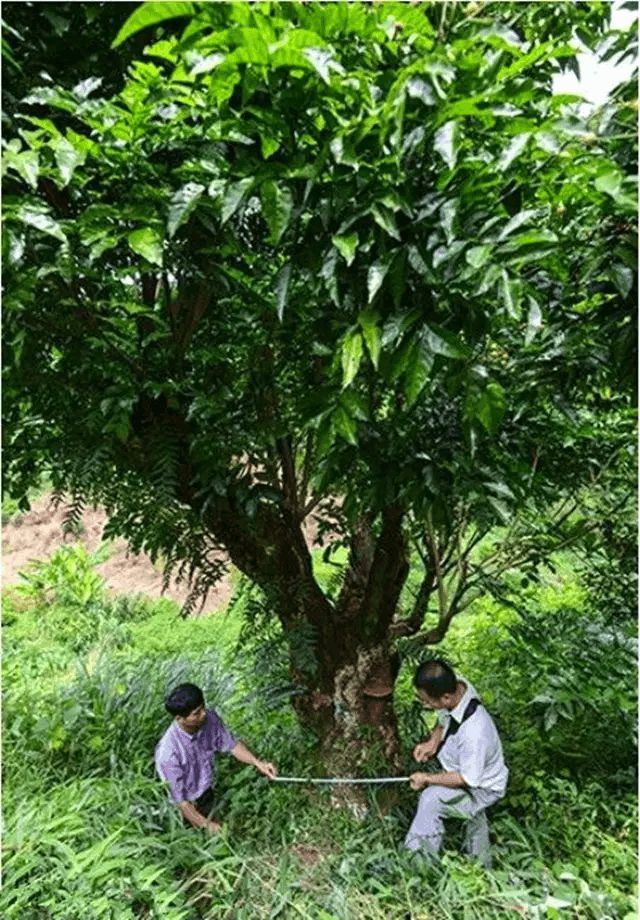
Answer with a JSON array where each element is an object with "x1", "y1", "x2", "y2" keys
[
  {"x1": 2, "y1": 494, "x2": 338, "y2": 614},
  {"x1": 2, "y1": 495, "x2": 232, "y2": 613}
]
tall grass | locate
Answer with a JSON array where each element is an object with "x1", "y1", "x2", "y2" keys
[{"x1": 2, "y1": 544, "x2": 637, "y2": 919}]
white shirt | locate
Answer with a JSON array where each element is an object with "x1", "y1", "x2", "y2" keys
[{"x1": 437, "y1": 678, "x2": 508, "y2": 796}]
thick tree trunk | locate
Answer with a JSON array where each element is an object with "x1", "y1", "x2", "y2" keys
[{"x1": 205, "y1": 494, "x2": 410, "y2": 772}]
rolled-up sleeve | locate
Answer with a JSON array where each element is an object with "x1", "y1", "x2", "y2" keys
[{"x1": 156, "y1": 751, "x2": 187, "y2": 802}]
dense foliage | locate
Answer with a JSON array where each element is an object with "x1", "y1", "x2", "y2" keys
[
  {"x1": 2, "y1": 0, "x2": 636, "y2": 756},
  {"x1": 2, "y1": 540, "x2": 637, "y2": 919}
]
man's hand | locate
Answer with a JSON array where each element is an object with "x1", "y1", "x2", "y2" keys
[
  {"x1": 255, "y1": 760, "x2": 278, "y2": 780},
  {"x1": 409, "y1": 772, "x2": 431, "y2": 791},
  {"x1": 205, "y1": 819, "x2": 222, "y2": 833},
  {"x1": 413, "y1": 723, "x2": 443, "y2": 762},
  {"x1": 413, "y1": 736, "x2": 439, "y2": 762}
]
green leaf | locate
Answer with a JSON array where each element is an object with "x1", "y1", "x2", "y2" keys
[
  {"x1": 190, "y1": 53, "x2": 225, "y2": 75},
  {"x1": 500, "y1": 270, "x2": 520, "y2": 318},
  {"x1": 472, "y1": 382, "x2": 506, "y2": 434},
  {"x1": 424, "y1": 324, "x2": 467, "y2": 358},
  {"x1": 275, "y1": 263, "x2": 291, "y2": 321},
  {"x1": 332, "y1": 233, "x2": 358, "y2": 266},
  {"x1": 487, "y1": 495, "x2": 511, "y2": 524},
  {"x1": 260, "y1": 181, "x2": 293, "y2": 244},
  {"x1": 221, "y1": 178, "x2": 253, "y2": 225},
  {"x1": 6, "y1": 149, "x2": 39, "y2": 189},
  {"x1": 405, "y1": 340, "x2": 434, "y2": 405},
  {"x1": 371, "y1": 205, "x2": 401, "y2": 241},
  {"x1": 320, "y1": 249, "x2": 339, "y2": 306},
  {"x1": 72, "y1": 76, "x2": 103, "y2": 99},
  {"x1": 609, "y1": 263, "x2": 633, "y2": 299},
  {"x1": 261, "y1": 135, "x2": 281, "y2": 159},
  {"x1": 54, "y1": 137, "x2": 85, "y2": 187},
  {"x1": 167, "y1": 182, "x2": 205, "y2": 238},
  {"x1": 127, "y1": 227, "x2": 163, "y2": 266},
  {"x1": 498, "y1": 209, "x2": 540, "y2": 241},
  {"x1": 594, "y1": 170, "x2": 623, "y2": 196},
  {"x1": 503, "y1": 229, "x2": 558, "y2": 250},
  {"x1": 341, "y1": 329, "x2": 363, "y2": 388},
  {"x1": 303, "y1": 47, "x2": 344, "y2": 85},
  {"x1": 434, "y1": 121, "x2": 458, "y2": 170},
  {"x1": 407, "y1": 76, "x2": 435, "y2": 106},
  {"x1": 367, "y1": 260, "x2": 389, "y2": 303},
  {"x1": 524, "y1": 297, "x2": 542, "y2": 345},
  {"x1": 465, "y1": 245, "x2": 493, "y2": 269},
  {"x1": 18, "y1": 204, "x2": 66, "y2": 241},
  {"x1": 439, "y1": 200, "x2": 457, "y2": 245},
  {"x1": 358, "y1": 309, "x2": 381, "y2": 369},
  {"x1": 497, "y1": 133, "x2": 530, "y2": 171},
  {"x1": 334, "y1": 407, "x2": 357, "y2": 445},
  {"x1": 112, "y1": 2, "x2": 195, "y2": 48}
]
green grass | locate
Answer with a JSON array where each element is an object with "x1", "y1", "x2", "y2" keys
[{"x1": 2, "y1": 543, "x2": 637, "y2": 919}]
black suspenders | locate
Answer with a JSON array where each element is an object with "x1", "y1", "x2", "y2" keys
[{"x1": 436, "y1": 697, "x2": 482, "y2": 755}]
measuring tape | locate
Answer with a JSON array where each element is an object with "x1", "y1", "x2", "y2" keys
[{"x1": 272, "y1": 775, "x2": 411, "y2": 785}]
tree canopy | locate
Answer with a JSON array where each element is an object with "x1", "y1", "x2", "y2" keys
[{"x1": 3, "y1": 1, "x2": 636, "y2": 755}]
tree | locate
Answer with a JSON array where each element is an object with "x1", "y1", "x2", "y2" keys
[{"x1": 3, "y1": 1, "x2": 636, "y2": 765}]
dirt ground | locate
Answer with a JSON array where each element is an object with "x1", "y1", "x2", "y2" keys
[
  {"x1": 2, "y1": 494, "x2": 336, "y2": 614},
  {"x1": 1, "y1": 494, "x2": 233, "y2": 613}
]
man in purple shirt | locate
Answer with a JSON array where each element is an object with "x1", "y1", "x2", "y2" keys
[{"x1": 155, "y1": 683, "x2": 278, "y2": 832}]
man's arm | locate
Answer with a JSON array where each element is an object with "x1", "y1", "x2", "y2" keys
[
  {"x1": 409, "y1": 770, "x2": 466, "y2": 791},
  {"x1": 230, "y1": 741, "x2": 278, "y2": 779},
  {"x1": 413, "y1": 723, "x2": 444, "y2": 762},
  {"x1": 178, "y1": 801, "x2": 221, "y2": 833}
]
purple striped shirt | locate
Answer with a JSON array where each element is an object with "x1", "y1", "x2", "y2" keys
[{"x1": 155, "y1": 708, "x2": 237, "y2": 802}]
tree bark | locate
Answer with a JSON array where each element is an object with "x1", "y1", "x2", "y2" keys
[{"x1": 205, "y1": 496, "x2": 409, "y2": 770}]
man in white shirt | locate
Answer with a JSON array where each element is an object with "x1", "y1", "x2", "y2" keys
[{"x1": 405, "y1": 659, "x2": 508, "y2": 867}]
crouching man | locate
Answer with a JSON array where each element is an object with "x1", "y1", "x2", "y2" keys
[
  {"x1": 155, "y1": 683, "x2": 278, "y2": 832},
  {"x1": 405, "y1": 659, "x2": 507, "y2": 867}
]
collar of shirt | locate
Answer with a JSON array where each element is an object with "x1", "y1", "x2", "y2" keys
[
  {"x1": 448, "y1": 680, "x2": 476, "y2": 724},
  {"x1": 173, "y1": 712, "x2": 209, "y2": 741}
]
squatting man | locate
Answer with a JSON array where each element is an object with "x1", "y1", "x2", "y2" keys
[
  {"x1": 155, "y1": 683, "x2": 278, "y2": 831},
  {"x1": 406, "y1": 658, "x2": 508, "y2": 866}
]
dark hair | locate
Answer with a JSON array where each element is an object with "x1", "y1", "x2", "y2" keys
[
  {"x1": 414, "y1": 659, "x2": 457, "y2": 698},
  {"x1": 165, "y1": 683, "x2": 205, "y2": 717}
]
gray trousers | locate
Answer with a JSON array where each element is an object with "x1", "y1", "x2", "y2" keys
[{"x1": 404, "y1": 785, "x2": 501, "y2": 867}]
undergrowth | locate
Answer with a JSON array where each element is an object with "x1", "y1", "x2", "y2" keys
[{"x1": 2, "y1": 543, "x2": 636, "y2": 919}]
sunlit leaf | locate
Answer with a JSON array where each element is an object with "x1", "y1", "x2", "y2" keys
[
  {"x1": 221, "y1": 178, "x2": 253, "y2": 225},
  {"x1": 54, "y1": 137, "x2": 85, "y2": 187},
  {"x1": 434, "y1": 121, "x2": 458, "y2": 170},
  {"x1": 610, "y1": 264, "x2": 633, "y2": 298},
  {"x1": 261, "y1": 181, "x2": 293, "y2": 244},
  {"x1": 498, "y1": 209, "x2": 540, "y2": 241},
  {"x1": 341, "y1": 329, "x2": 363, "y2": 388},
  {"x1": 167, "y1": 182, "x2": 205, "y2": 238},
  {"x1": 127, "y1": 227, "x2": 163, "y2": 266},
  {"x1": 498, "y1": 133, "x2": 530, "y2": 171},
  {"x1": 332, "y1": 233, "x2": 358, "y2": 266},
  {"x1": 407, "y1": 76, "x2": 435, "y2": 106},
  {"x1": 358, "y1": 309, "x2": 381, "y2": 369},
  {"x1": 275, "y1": 263, "x2": 291, "y2": 321},
  {"x1": 112, "y1": 2, "x2": 195, "y2": 48},
  {"x1": 18, "y1": 204, "x2": 66, "y2": 241},
  {"x1": 367, "y1": 260, "x2": 389, "y2": 303},
  {"x1": 524, "y1": 297, "x2": 542, "y2": 344},
  {"x1": 465, "y1": 245, "x2": 493, "y2": 269},
  {"x1": 424, "y1": 324, "x2": 467, "y2": 358}
]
